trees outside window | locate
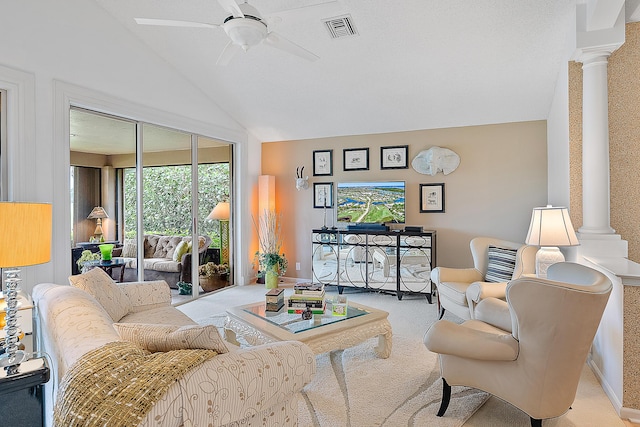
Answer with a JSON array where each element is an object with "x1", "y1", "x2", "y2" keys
[{"x1": 123, "y1": 163, "x2": 230, "y2": 248}]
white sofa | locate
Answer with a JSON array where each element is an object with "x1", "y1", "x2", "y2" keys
[{"x1": 32, "y1": 270, "x2": 316, "y2": 427}]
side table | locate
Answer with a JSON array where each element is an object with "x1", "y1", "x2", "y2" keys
[
  {"x1": 84, "y1": 258, "x2": 127, "y2": 282},
  {"x1": 0, "y1": 357, "x2": 50, "y2": 427}
]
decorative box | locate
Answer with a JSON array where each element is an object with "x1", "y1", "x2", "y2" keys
[{"x1": 265, "y1": 288, "x2": 284, "y2": 312}]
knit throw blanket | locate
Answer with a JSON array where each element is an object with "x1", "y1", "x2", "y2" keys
[{"x1": 54, "y1": 341, "x2": 216, "y2": 427}]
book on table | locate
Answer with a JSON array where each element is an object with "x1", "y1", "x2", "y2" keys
[
  {"x1": 288, "y1": 292, "x2": 325, "y2": 302},
  {"x1": 293, "y1": 282, "x2": 324, "y2": 295}
]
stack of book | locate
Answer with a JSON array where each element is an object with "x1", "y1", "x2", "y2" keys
[{"x1": 287, "y1": 282, "x2": 325, "y2": 314}]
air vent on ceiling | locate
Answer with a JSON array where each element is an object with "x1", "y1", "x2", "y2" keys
[{"x1": 323, "y1": 14, "x2": 358, "y2": 39}]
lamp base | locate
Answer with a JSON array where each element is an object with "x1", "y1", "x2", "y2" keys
[
  {"x1": 0, "y1": 350, "x2": 28, "y2": 374},
  {"x1": 535, "y1": 246, "x2": 565, "y2": 278}
]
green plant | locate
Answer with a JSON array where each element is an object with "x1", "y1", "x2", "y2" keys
[
  {"x1": 252, "y1": 210, "x2": 287, "y2": 277},
  {"x1": 198, "y1": 262, "x2": 229, "y2": 278},
  {"x1": 77, "y1": 250, "x2": 100, "y2": 270},
  {"x1": 254, "y1": 251, "x2": 288, "y2": 276}
]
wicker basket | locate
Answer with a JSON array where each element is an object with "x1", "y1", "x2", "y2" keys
[{"x1": 199, "y1": 273, "x2": 229, "y2": 292}]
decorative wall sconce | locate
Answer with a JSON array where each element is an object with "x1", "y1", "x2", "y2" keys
[{"x1": 295, "y1": 166, "x2": 309, "y2": 191}]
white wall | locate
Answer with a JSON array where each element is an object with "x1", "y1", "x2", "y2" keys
[
  {"x1": 547, "y1": 58, "x2": 571, "y2": 208},
  {"x1": 0, "y1": 0, "x2": 247, "y2": 291}
]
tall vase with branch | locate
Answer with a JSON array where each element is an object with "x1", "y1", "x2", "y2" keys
[{"x1": 253, "y1": 210, "x2": 288, "y2": 289}]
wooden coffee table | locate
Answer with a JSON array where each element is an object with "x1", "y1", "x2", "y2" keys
[{"x1": 225, "y1": 300, "x2": 392, "y2": 358}]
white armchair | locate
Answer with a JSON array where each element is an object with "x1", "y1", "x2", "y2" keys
[
  {"x1": 424, "y1": 262, "x2": 612, "y2": 427},
  {"x1": 430, "y1": 236, "x2": 537, "y2": 320}
]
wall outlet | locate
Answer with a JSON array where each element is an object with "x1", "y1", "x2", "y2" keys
[{"x1": 295, "y1": 262, "x2": 301, "y2": 271}]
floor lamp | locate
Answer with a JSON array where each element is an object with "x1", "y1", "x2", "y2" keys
[
  {"x1": 207, "y1": 202, "x2": 230, "y2": 264},
  {"x1": 0, "y1": 202, "x2": 52, "y2": 374},
  {"x1": 525, "y1": 205, "x2": 579, "y2": 278}
]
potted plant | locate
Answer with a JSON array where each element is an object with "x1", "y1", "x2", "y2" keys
[
  {"x1": 253, "y1": 210, "x2": 288, "y2": 289},
  {"x1": 77, "y1": 250, "x2": 101, "y2": 272},
  {"x1": 198, "y1": 262, "x2": 229, "y2": 292}
]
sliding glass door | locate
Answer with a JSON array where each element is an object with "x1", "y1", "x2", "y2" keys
[{"x1": 69, "y1": 107, "x2": 233, "y2": 300}]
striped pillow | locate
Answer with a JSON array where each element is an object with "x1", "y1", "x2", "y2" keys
[{"x1": 484, "y1": 245, "x2": 518, "y2": 283}]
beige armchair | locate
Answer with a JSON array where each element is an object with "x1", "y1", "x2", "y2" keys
[
  {"x1": 423, "y1": 262, "x2": 612, "y2": 427},
  {"x1": 430, "y1": 236, "x2": 537, "y2": 320}
]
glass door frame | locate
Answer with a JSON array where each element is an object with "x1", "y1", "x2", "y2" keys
[{"x1": 68, "y1": 105, "x2": 235, "y2": 299}]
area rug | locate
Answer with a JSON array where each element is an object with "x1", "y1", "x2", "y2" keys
[{"x1": 297, "y1": 335, "x2": 489, "y2": 427}]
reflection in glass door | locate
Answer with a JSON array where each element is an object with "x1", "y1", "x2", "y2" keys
[{"x1": 69, "y1": 108, "x2": 233, "y2": 301}]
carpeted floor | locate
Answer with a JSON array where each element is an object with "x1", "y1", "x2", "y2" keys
[{"x1": 177, "y1": 283, "x2": 624, "y2": 427}]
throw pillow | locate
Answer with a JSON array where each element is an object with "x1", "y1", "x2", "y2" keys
[
  {"x1": 173, "y1": 240, "x2": 189, "y2": 262},
  {"x1": 122, "y1": 239, "x2": 137, "y2": 258},
  {"x1": 113, "y1": 323, "x2": 228, "y2": 354},
  {"x1": 69, "y1": 267, "x2": 132, "y2": 321},
  {"x1": 485, "y1": 245, "x2": 518, "y2": 283}
]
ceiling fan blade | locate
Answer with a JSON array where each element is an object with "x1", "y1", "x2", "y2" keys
[
  {"x1": 216, "y1": 41, "x2": 242, "y2": 66},
  {"x1": 135, "y1": 18, "x2": 218, "y2": 29},
  {"x1": 217, "y1": 0, "x2": 245, "y2": 18},
  {"x1": 264, "y1": 32, "x2": 319, "y2": 62}
]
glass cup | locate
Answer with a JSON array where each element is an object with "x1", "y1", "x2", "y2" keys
[{"x1": 99, "y1": 244, "x2": 114, "y2": 261}]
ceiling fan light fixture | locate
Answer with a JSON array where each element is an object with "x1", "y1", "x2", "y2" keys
[{"x1": 223, "y1": 18, "x2": 267, "y2": 50}]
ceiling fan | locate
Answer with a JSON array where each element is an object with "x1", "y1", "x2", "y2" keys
[{"x1": 135, "y1": 0, "x2": 321, "y2": 65}]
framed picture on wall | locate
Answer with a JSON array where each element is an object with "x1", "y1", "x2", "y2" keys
[
  {"x1": 343, "y1": 148, "x2": 369, "y2": 171},
  {"x1": 313, "y1": 149, "x2": 333, "y2": 176},
  {"x1": 380, "y1": 145, "x2": 409, "y2": 169},
  {"x1": 314, "y1": 182, "x2": 333, "y2": 208},
  {"x1": 420, "y1": 183, "x2": 445, "y2": 213}
]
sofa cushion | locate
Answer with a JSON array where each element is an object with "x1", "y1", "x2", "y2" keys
[
  {"x1": 120, "y1": 306, "x2": 196, "y2": 325},
  {"x1": 113, "y1": 323, "x2": 228, "y2": 354},
  {"x1": 485, "y1": 245, "x2": 518, "y2": 283},
  {"x1": 122, "y1": 239, "x2": 137, "y2": 258},
  {"x1": 69, "y1": 267, "x2": 133, "y2": 322},
  {"x1": 122, "y1": 258, "x2": 181, "y2": 273},
  {"x1": 153, "y1": 236, "x2": 184, "y2": 259},
  {"x1": 173, "y1": 240, "x2": 190, "y2": 262}
]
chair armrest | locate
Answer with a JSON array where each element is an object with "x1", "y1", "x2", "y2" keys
[
  {"x1": 424, "y1": 319, "x2": 518, "y2": 361},
  {"x1": 513, "y1": 245, "x2": 538, "y2": 278},
  {"x1": 181, "y1": 341, "x2": 316, "y2": 423},
  {"x1": 119, "y1": 280, "x2": 171, "y2": 312},
  {"x1": 466, "y1": 281, "x2": 507, "y2": 303},
  {"x1": 474, "y1": 297, "x2": 512, "y2": 333},
  {"x1": 431, "y1": 267, "x2": 483, "y2": 285}
]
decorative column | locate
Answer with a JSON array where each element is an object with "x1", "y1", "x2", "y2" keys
[
  {"x1": 577, "y1": 51, "x2": 615, "y2": 235},
  {"x1": 570, "y1": 2, "x2": 625, "y2": 258}
]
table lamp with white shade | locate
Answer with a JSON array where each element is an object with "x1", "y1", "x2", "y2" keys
[
  {"x1": 525, "y1": 205, "x2": 580, "y2": 278},
  {"x1": 0, "y1": 202, "x2": 52, "y2": 374}
]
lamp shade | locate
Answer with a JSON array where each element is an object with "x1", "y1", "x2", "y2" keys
[
  {"x1": 0, "y1": 202, "x2": 52, "y2": 267},
  {"x1": 207, "y1": 202, "x2": 230, "y2": 221},
  {"x1": 525, "y1": 206, "x2": 579, "y2": 247},
  {"x1": 87, "y1": 206, "x2": 108, "y2": 219}
]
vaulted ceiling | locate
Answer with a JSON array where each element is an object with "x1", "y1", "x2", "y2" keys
[{"x1": 92, "y1": 0, "x2": 640, "y2": 143}]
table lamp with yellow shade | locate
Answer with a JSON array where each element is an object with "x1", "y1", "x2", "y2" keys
[{"x1": 0, "y1": 202, "x2": 52, "y2": 374}]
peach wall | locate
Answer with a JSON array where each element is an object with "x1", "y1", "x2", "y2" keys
[{"x1": 261, "y1": 120, "x2": 547, "y2": 279}]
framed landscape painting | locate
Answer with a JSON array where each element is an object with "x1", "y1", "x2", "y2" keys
[
  {"x1": 381, "y1": 145, "x2": 408, "y2": 169},
  {"x1": 420, "y1": 183, "x2": 445, "y2": 213},
  {"x1": 343, "y1": 148, "x2": 369, "y2": 171},
  {"x1": 313, "y1": 149, "x2": 333, "y2": 176}
]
